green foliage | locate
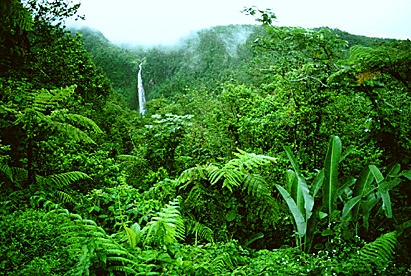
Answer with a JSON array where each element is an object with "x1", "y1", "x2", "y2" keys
[
  {"x1": 346, "y1": 42, "x2": 411, "y2": 164},
  {"x1": 358, "y1": 231, "x2": 397, "y2": 268},
  {"x1": 14, "y1": 85, "x2": 103, "y2": 144},
  {"x1": 168, "y1": 241, "x2": 248, "y2": 275},
  {"x1": 143, "y1": 113, "x2": 193, "y2": 175},
  {"x1": 0, "y1": 2, "x2": 410, "y2": 274},
  {"x1": 145, "y1": 197, "x2": 185, "y2": 246},
  {"x1": 239, "y1": 245, "x2": 397, "y2": 275},
  {"x1": 184, "y1": 214, "x2": 214, "y2": 245},
  {"x1": 0, "y1": 0, "x2": 33, "y2": 73},
  {"x1": 0, "y1": 209, "x2": 75, "y2": 275},
  {"x1": 58, "y1": 209, "x2": 145, "y2": 275},
  {"x1": 277, "y1": 136, "x2": 405, "y2": 252},
  {"x1": 178, "y1": 148, "x2": 286, "y2": 248},
  {"x1": 208, "y1": 149, "x2": 276, "y2": 192},
  {"x1": 1, "y1": 83, "x2": 103, "y2": 188}
]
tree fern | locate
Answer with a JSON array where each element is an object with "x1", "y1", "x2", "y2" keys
[
  {"x1": 32, "y1": 87, "x2": 74, "y2": 112},
  {"x1": 358, "y1": 231, "x2": 397, "y2": 266},
  {"x1": 51, "y1": 111, "x2": 103, "y2": 135},
  {"x1": 12, "y1": 85, "x2": 102, "y2": 186},
  {"x1": 5, "y1": 167, "x2": 89, "y2": 205}
]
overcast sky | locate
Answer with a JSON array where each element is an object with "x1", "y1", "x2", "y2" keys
[{"x1": 68, "y1": 0, "x2": 411, "y2": 46}]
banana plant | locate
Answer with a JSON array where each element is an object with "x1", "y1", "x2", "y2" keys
[
  {"x1": 275, "y1": 136, "x2": 332, "y2": 251},
  {"x1": 341, "y1": 163, "x2": 403, "y2": 233},
  {"x1": 276, "y1": 135, "x2": 404, "y2": 252}
]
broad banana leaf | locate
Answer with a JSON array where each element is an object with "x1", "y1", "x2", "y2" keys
[
  {"x1": 341, "y1": 195, "x2": 362, "y2": 223},
  {"x1": 276, "y1": 184, "x2": 307, "y2": 236},
  {"x1": 378, "y1": 178, "x2": 401, "y2": 218},
  {"x1": 323, "y1": 136, "x2": 342, "y2": 220},
  {"x1": 286, "y1": 169, "x2": 304, "y2": 218},
  {"x1": 361, "y1": 192, "x2": 379, "y2": 231},
  {"x1": 311, "y1": 169, "x2": 325, "y2": 198},
  {"x1": 352, "y1": 166, "x2": 374, "y2": 221},
  {"x1": 284, "y1": 146, "x2": 314, "y2": 221},
  {"x1": 337, "y1": 176, "x2": 357, "y2": 200},
  {"x1": 369, "y1": 165, "x2": 384, "y2": 184}
]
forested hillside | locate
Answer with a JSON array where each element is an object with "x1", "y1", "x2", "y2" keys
[{"x1": 1, "y1": 1, "x2": 411, "y2": 275}]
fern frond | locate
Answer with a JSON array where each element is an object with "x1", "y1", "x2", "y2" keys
[
  {"x1": 0, "y1": 163, "x2": 13, "y2": 182},
  {"x1": 42, "y1": 171, "x2": 90, "y2": 188},
  {"x1": 107, "y1": 265, "x2": 139, "y2": 274},
  {"x1": 179, "y1": 165, "x2": 211, "y2": 185},
  {"x1": 359, "y1": 231, "x2": 397, "y2": 265},
  {"x1": 118, "y1": 154, "x2": 146, "y2": 165},
  {"x1": 145, "y1": 197, "x2": 185, "y2": 246},
  {"x1": 179, "y1": 165, "x2": 216, "y2": 210},
  {"x1": 232, "y1": 148, "x2": 277, "y2": 171},
  {"x1": 243, "y1": 173, "x2": 271, "y2": 197},
  {"x1": 52, "y1": 121, "x2": 97, "y2": 144},
  {"x1": 106, "y1": 256, "x2": 140, "y2": 266},
  {"x1": 32, "y1": 86, "x2": 76, "y2": 113},
  {"x1": 206, "y1": 252, "x2": 235, "y2": 274},
  {"x1": 58, "y1": 210, "x2": 143, "y2": 275},
  {"x1": 56, "y1": 190, "x2": 76, "y2": 204},
  {"x1": 0, "y1": 163, "x2": 27, "y2": 186},
  {"x1": 11, "y1": 166, "x2": 27, "y2": 183},
  {"x1": 185, "y1": 215, "x2": 214, "y2": 244},
  {"x1": 55, "y1": 112, "x2": 103, "y2": 134},
  {"x1": 209, "y1": 166, "x2": 243, "y2": 192},
  {"x1": 208, "y1": 149, "x2": 275, "y2": 192}
]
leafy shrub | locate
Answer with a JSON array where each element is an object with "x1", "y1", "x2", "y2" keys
[{"x1": 0, "y1": 208, "x2": 75, "y2": 275}]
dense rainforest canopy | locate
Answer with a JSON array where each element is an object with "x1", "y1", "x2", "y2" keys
[{"x1": 1, "y1": 1, "x2": 411, "y2": 275}]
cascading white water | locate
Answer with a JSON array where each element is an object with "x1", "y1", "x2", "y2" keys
[{"x1": 138, "y1": 62, "x2": 147, "y2": 115}]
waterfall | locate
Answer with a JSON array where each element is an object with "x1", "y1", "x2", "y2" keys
[{"x1": 138, "y1": 62, "x2": 147, "y2": 115}]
